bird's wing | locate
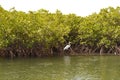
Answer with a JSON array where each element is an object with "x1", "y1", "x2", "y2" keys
[{"x1": 64, "y1": 45, "x2": 70, "y2": 50}]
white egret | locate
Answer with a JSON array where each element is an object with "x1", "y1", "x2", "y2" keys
[{"x1": 64, "y1": 42, "x2": 71, "y2": 50}]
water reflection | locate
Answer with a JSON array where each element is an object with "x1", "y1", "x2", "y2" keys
[
  {"x1": 0, "y1": 56, "x2": 120, "y2": 80},
  {"x1": 63, "y1": 56, "x2": 71, "y2": 66}
]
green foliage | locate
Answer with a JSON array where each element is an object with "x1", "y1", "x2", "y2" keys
[{"x1": 0, "y1": 6, "x2": 120, "y2": 53}]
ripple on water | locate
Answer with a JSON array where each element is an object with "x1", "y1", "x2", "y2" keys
[
  {"x1": 72, "y1": 75, "x2": 100, "y2": 80},
  {"x1": 37, "y1": 62, "x2": 53, "y2": 66}
]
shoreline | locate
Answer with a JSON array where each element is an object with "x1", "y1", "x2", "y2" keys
[{"x1": 0, "y1": 52, "x2": 119, "y2": 59}]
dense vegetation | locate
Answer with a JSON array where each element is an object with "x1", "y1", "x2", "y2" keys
[{"x1": 0, "y1": 6, "x2": 120, "y2": 57}]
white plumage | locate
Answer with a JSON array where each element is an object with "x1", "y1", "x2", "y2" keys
[
  {"x1": 63, "y1": 42, "x2": 71, "y2": 50},
  {"x1": 64, "y1": 45, "x2": 70, "y2": 50}
]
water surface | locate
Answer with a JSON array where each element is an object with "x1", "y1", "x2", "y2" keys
[{"x1": 0, "y1": 56, "x2": 120, "y2": 80}]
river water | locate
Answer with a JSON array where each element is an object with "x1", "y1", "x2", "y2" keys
[{"x1": 0, "y1": 56, "x2": 120, "y2": 80}]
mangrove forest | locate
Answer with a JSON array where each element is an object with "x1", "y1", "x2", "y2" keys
[{"x1": 0, "y1": 6, "x2": 120, "y2": 57}]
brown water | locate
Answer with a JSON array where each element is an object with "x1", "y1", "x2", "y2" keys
[{"x1": 0, "y1": 56, "x2": 120, "y2": 80}]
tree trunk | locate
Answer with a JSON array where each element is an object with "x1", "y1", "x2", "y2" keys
[
  {"x1": 100, "y1": 46, "x2": 104, "y2": 55},
  {"x1": 10, "y1": 51, "x2": 14, "y2": 59},
  {"x1": 115, "y1": 46, "x2": 120, "y2": 54},
  {"x1": 92, "y1": 47, "x2": 98, "y2": 53}
]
